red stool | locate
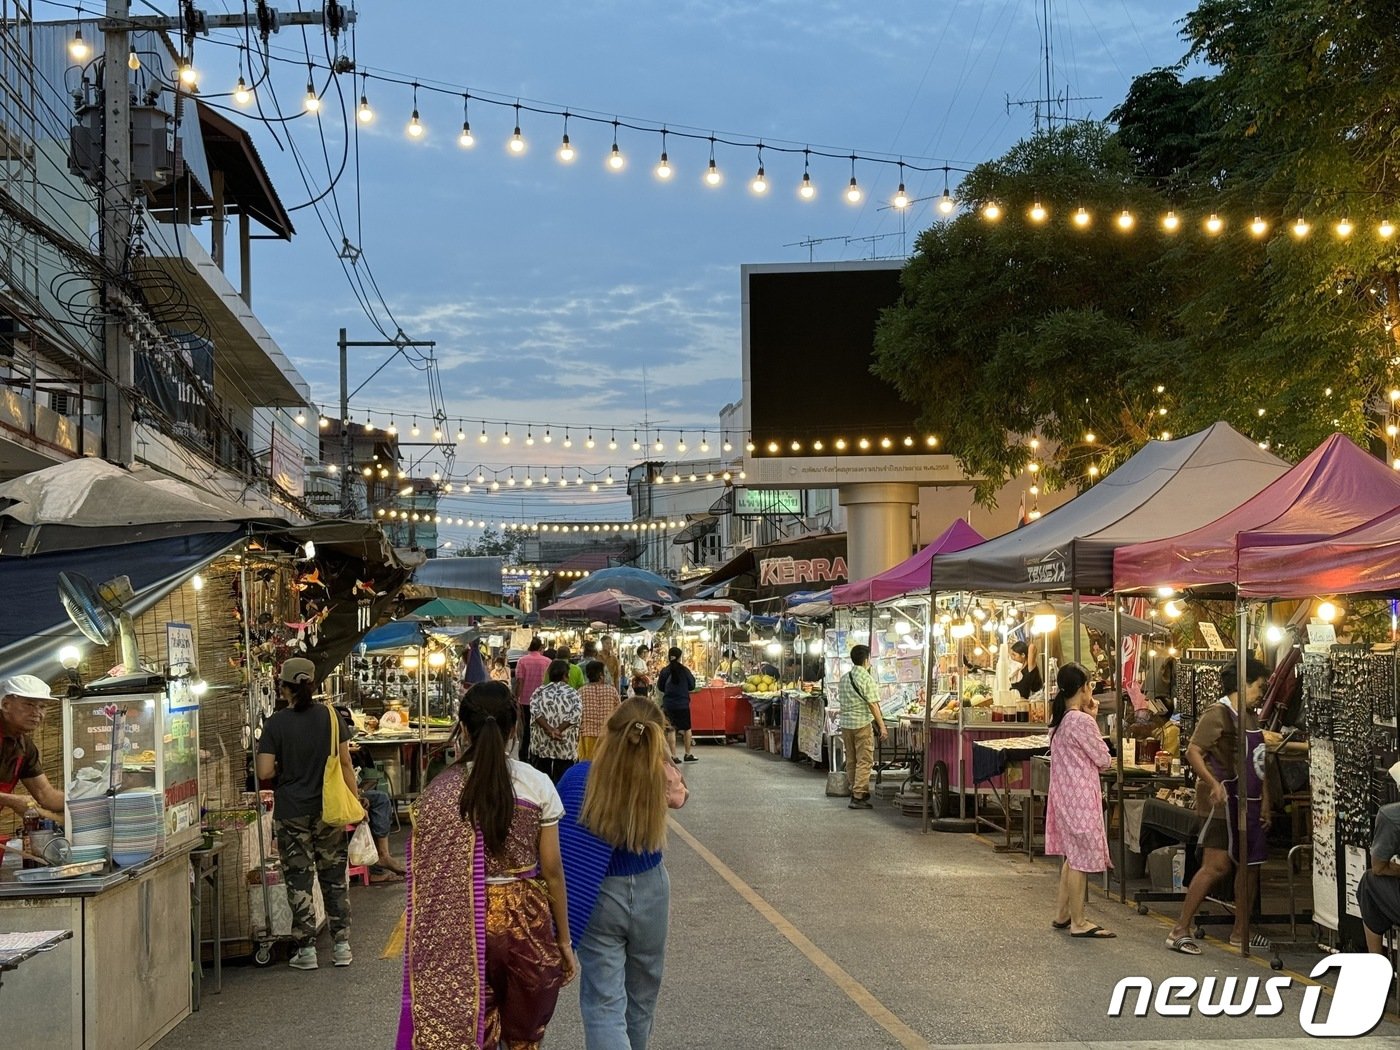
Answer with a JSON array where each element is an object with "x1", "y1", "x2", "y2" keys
[{"x1": 345, "y1": 825, "x2": 371, "y2": 887}]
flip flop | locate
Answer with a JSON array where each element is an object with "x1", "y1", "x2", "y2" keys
[
  {"x1": 1229, "y1": 933, "x2": 1272, "y2": 950},
  {"x1": 369, "y1": 868, "x2": 405, "y2": 883},
  {"x1": 1051, "y1": 919, "x2": 1072, "y2": 930},
  {"x1": 1071, "y1": 925, "x2": 1116, "y2": 938},
  {"x1": 1166, "y1": 935, "x2": 1203, "y2": 955}
]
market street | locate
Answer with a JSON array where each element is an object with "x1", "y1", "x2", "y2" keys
[{"x1": 157, "y1": 744, "x2": 1400, "y2": 1049}]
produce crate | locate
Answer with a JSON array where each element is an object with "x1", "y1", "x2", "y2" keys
[{"x1": 745, "y1": 726, "x2": 766, "y2": 750}]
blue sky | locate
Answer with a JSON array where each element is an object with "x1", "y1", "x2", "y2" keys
[{"x1": 190, "y1": 0, "x2": 1199, "y2": 531}]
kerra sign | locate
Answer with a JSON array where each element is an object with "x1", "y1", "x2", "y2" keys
[
  {"x1": 758, "y1": 555, "x2": 848, "y2": 588},
  {"x1": 1025, "y1": 548, "x2": 1068, "y2": 586}
]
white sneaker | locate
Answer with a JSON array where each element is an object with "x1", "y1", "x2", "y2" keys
[
  {"x1": 333, "y1": 942, "x2": 353, "y2": 967},
  {"x1": 289, "y1": 946, "x2": 318, "y2": 970}
]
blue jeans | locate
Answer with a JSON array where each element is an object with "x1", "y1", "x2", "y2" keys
[
  {"x1": 364, "y1": 789, "x2": 393, "y2": 840},
  {"x1": 577, "y1": 862, "x2": 670, "y2": 1050}
]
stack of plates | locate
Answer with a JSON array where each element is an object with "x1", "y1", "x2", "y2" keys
[
  {"x1": 68, "y1": 844, "x2": 109, "y2": 865},
  {"x1": 112, "y1": 791, "x2": 162, "y2": 867},
  {"x1": 67, "y1": 797, "x2": 113, "y2": 848}
]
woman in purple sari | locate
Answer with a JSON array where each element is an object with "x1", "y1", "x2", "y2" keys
[{"x1": 398, "y1": 681, "x2": 577, "y2": 1049}]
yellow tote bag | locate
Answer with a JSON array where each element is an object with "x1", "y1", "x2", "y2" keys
[{"x1": 322, "y1": 704, "x2": 366, "y2": 826}]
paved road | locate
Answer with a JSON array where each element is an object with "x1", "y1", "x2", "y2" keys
[{"x1": 159, "y1": 744, "x2": 1400, "y2": 1048}]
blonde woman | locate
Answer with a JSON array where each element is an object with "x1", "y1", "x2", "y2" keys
[{"x1": 558, "y1": 699, "x2": 687, "y2": 1050}]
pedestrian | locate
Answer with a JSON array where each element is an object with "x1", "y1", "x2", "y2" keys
[
  {"x1": 557, "y1": 700, "x2": 688, "y2": 1050},
  {"x1": 1045, "y1": 662, "x2": 1115, "y2": 939},
  {"x1": 630, "y1": 644, "x2": 652, "y2": 698},
  {"x1": 254, "y1": 657, "x2": 356, "y2": 970},
  {"x1": 1166, "y1": 656, "x2": 1273, "y2": 955},
  {"x1": 514, "y1": 637, "x2": 551, "y2": 763},
  {"x1": 1358, "y1": 761, "x2": 1400, "y2": 953},
  {"x1": 398, "y1": 681, "x2": 577, "y2": 1049},
  {"x1": 657, "y1": 647, "x2": 697, "y2": 764},
  {"x1": 532, "y1": 658, "x2": 583, "y2": 783},
  {"x1": 558, "y1": 645, "x2": 587, "y2": 689},
  {"x1": 837, "y1": 645, "x2": 886, "y2": 809},
  {"x1": 600, "y1": 636, "x2": 623, "y2": 691},
  {"x1": 579, "y1": 660, "x2": 623, "y2": 760}
]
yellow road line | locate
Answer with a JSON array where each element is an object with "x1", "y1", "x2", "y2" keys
[
  {"x1": 382, "y1": 910, "x2": 405, "y2": 959},
  {"x1": 669, "y1": 817, "x2": 931, "y2": 1050}
]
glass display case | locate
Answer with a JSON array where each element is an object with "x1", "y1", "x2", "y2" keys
[{"x1": 60, "y1": 674, "x2": 202, "y2": 855}]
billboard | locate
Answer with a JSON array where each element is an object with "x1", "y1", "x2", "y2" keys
[{"x1": 741, "y1": 261, "x2": 972, "y2": 489}]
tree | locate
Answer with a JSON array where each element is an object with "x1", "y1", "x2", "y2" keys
[{"x1": 453, "y1": 526, "x2": 524, "y2": 562}]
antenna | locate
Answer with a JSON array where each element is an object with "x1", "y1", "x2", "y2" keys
[{"x1": 1005, "y1": 0, "x2": 1100, "y2": 131}]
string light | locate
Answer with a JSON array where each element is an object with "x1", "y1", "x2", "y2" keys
[
  {"x1": 68, "y1": 24, "x2": 90, "y2": 61},
  {"x1": 982, "y1": 201, "x2": 1002, "y2": 221},
  {"x1": 1292, "y1": 216, "x2": 1310, "y2": 238},
  {"x1": 799, "y1": 148, "x2": 815, "y2": 200},
  {"x1": 892, "y1": 162, "x2": 908, "y2": 209},
  {"x1": 704, "y1": 136, "x2": 722, "y2": 186},
  {"x1": 1116, "y1": 209, "x2": 1135, "y2": 231},
  {"x1": 406, "y1": 83, "x2": 423, "y2": 138},
  {"x1": 177, "y1": 58, "x2": 198, "y2": 86},
  {"x1": 845, "y1": 156, "x2": 862, "y2": 204},
  {"x1": 458, "y1": 93, "x2": 474, "y2": 147},
  {"x1": 1249, "y1": 215, "x2": 1268, "y2": 237},
  {"x1": 608, "y1": 430, "x2": 618, "y2": 450},
  {"x1": 1073, "y1": 206, "x2": 1091, "y2": 228},
  {"x1": 1381, "y1": 219, "x2": 1396, "y2": 239},
  {"x1": 357, "y1": 83, "x2": 374, "y2": 123},
  {"x1": 750, "y1": 145, "x2": 768, "y2": 195},
  {"x1": 656, "y1": 129, "x2": 672, "y2": 180},
  {"x1": 586, "y1": 430, "x2": 596, "y2": 449},
  {"x1": 608, "y1": 120, "x2": 623, "y2": 170},
  {"x1": 234, "y1": 77, "x2": 252, "y2": 106},
  {"x1": 303, "y1": 80, "x2": 321, "y2": 114},
  {"x1": 509, "y1": 101, "x2": 525, "y2": 153},
  {"x1": 563, "y1": 428, "x2": 573, "y2": 449},
  {"x1": 1336, "y1": 217, "x2": 1354, "y2": 238},
  {"x1": 557, "y1": 113, "x2": 576, "y2": 163},
  {"x1": 1029, "y1": 200, "x2": 1047, "y2": 223},
  {"x1": 632, "y1": 431, "x2": 642, "y2": 451},
  {"x1": 1205, "y1": 213, "x2": 1224, "y2": 235}
]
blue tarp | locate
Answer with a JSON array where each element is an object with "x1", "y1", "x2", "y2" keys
[{"x1": 359, "y1": 620, "x2": 427, "y2": 652}]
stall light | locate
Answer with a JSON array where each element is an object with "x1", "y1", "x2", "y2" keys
[
  {"x1": 402, "y1": 654, "x2": 420, "y2": 670},
  {"x1": 1264, "y1": 624, "x2": 1285, "y2": 645},
  {"x1": 191, "y1": 574, "x2": 205, "y2": 591},
  {"x1": 58, "y1": 645, "x2": 81, "y2": 670},
  {"x1": 765, "y1": 641, "x2": 783, "y2": 656},
  {"x1": 427, "y1": 651, "x2": 448, "y2": 668},
  {"x1": 894, "y1": 620, "x2": 911, "y2": 636},
  {"x1": 1031, "y1": 602, "x2": 1058, "y2": 634},
  {"x1": 191, "y1": 680, "x2": 209, "y2": 697},
  {"x1": 1162, "y1": 600, "x2": 1183, "y2": 619},
  {"x1": 1316, "y1": 599, "x2": 1341, "y2": 623}
]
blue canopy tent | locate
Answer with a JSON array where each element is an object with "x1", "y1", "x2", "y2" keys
[{"x1": 359, "y1": 620, "x2": 428, "y2": 652}]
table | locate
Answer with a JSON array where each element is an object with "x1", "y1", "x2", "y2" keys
[
  {"x1": 0, "y1": 929, "x2": 72, "y2": 990},
  {"x1": 189, "y1": 842, "x2": 225, "y2": 1010},
  {"x1": 358, "y1": 730, "x2": 456, "y2": 807},
  {"x1": 971, "y1": 734, "x2": 1051, "y2": 853}
]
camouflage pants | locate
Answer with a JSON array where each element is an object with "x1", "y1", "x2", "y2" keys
[{"x1": 274, "y1": 815, "x2": 351, "y2": 947}]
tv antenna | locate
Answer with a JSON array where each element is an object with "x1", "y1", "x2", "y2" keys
[{"x1": 1004, "y1": 0, "x2": 1100, "y2": 131}]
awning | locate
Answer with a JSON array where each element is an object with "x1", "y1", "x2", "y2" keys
[
  {"x1": 360, "y1": 620, "x2": 429, "y2": 653},
  {"x1": 409, "y1": 596, "x2": 495, "y2": 620},
  {"x1": 831, "y1": 519, "x2": 985, "y2": 605},
  {"x1": 698, "y1": 532, "x2": 847, "y2": 602},
  {"x1": 411, "y1": 556, "x2": 505, "y2": 599}
]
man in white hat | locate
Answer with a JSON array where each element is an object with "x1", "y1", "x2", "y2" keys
[
  {"x1": 0, "y1": 675, "x2": 64, "y2": 818},
  {"x1": 1357, "y1": 760, "x2": 1400, "y2": 954}
]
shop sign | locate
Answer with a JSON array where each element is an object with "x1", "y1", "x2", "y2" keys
[
  {"x1": 166, "y1": 621, "x2": 195, "y2": 676},
  {"x1": 758, "y1": 555, "x2": 848, "y2": 588},
  {"x1": 1107, "y1": 954, "x2": 1391, "y2": 1036},
  {"x1": 735, "y1": 489, "x2": 802, "y2": 516},
  {"x1": 1025, "y1": 549, "x2": 1068, "y2": 586}
]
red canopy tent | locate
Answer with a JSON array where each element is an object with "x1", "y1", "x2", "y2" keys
[
  {"x1": 830, "y1": 519, "x2": 984, "y2": 606},
  {"x1": 1237, "y1": 504, "x2": 1400, "y2": 598},
  {"x1": 1113, "y1": 433, "x2": 1400, "y2": 593}
]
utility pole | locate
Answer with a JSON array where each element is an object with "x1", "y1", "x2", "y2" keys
[
  {"x1": 337, "y1": 328, "x2": 436, "y2": 518},
  {"x1": 96, "y1": 1, "x2": 353, "y2": 465}
]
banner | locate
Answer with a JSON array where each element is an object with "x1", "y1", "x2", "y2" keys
[{"x1": 135, "y1": 331, "x2": 214, "y2": 449}]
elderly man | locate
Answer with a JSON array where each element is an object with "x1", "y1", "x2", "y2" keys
[{"x1": 0, "y1": 675, "x2": 65, "y2": 818}]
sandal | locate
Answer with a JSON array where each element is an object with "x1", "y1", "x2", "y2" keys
[
  {"x1": 369, "y1": 867, "x2": 405, "y2": 883},
  {"x1": 1070, "y1": 925, "x2": 1116, "y2": 938},
  {"x1": 1051, "y1": 919, "x2": 1071, "y2": 930},
  {"x1": 1229, "y1": 933, "x2": 1273, "y2": 950},
  {"x1": 1166, "y1": 935, "x2": 1203, "y2": 955}
]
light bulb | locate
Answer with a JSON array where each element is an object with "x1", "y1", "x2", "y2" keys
[
  {"x1": 318, "y1": 415, "x2": 328, "y2": 428},
  {"x1": 501, "y1": 430, "x2": 511, "y2": 445},
  {"x1": 459, "y1": 122, "x2": 474, "y2": 147},
  {"x1": 357, "y1": 95, "x2": 373, "y2": 123},
  {"x1": 407, "y1": 110, "x2": 423, "y2": 138},
  {"x1": 456, "y1": 428, "x2": 465, "y2": 442},
  {"x1": 833, "y1": 438, "x2": 846, "y2": 451},
  {"x1": 893, "y1": 183, "x2": 909, "y2": 209},
  {"x1": 127, "y1": 47, "x2": 141, "y2": 71},
  {"x1": 632, "y1": 435, "x2": 642, "y2": 451},
  {"x1": 525, "y1": 430, "x2": 535, "y2": 446},
  {"x1": 858, "y1": 437, "x2": 871, "y2": 450},
  {"x1": 509, "y1": 126, "x2": 525, "y2": 153},
  {"x1": 69, "y1": 28, "x2": 89, "y2": 61},
  {"x1": 608, "y1": 143, "x2": 624, "y2": 169},
  {"x1": 1029, "y1": 201, "x2": 1047, "y2": 223},
  {"x1": 178, "y1": 61, "x2": 198, "y2": 86},
  {"x1": 1336, "y1": 217, "x2": 1354, "y2": 238},
  {"x1": 1161, "y1": 210, "x2": 1180, "y2": 232},
  {"x1": 880, "y1": 437, "x2": 893, "y2": 449},
  {"x1": 705, "y1": 160, "x2": 722, "y2": 186},
  {"x1": 1117, "y1": 209, "x2": 1135, "y2": 230},
  {"x1": 983, "y1": 201, "x2": 1001, "y2": 220},
  {"x1": 751, "y1": 166, "x2": 767, "y2": 194},
  {"x1": 563, "y1": 432, "x2": 573, "y2": 448},
  {"x1": 1073, "y1": 206, "x2": 1091, "y2": 227},
  {"x1": 586, "y1": 433, "x2": 595, "y2": 448},
  {"x1": 656, "y1": 152, "x2": 672, "y2": 179},
  {"x1": 557, "y1": 134, "x2": 575, "y2": 162},
  {"x1": 1205, "y1": 213, "x2": 1224, "y2": 234},
  {"x1": 1380, "y1": 220, "x2": 1396, "y2": 239},
  {"x1": 938, "y1": 191, "x2": 955, "y2": 214},
  {"x1": 700, "y1": 436, "x2": 710, "y2": 452},
  {"x1": 304, "y1": 83, "x2": 321, "y2": 113},
  {"x1": 608, "y1": 435, "x2": 618, "y2": 450},
  {"x1": 1249, "y1": 215, "x2": 1268, "y2": 237},
  {"x1": 722, "y1": 439, "x2": 732, "y2": 451},
  {"x1": 543, "y1": 429, "x2": 552, "y2": 444},
  {"x1": 677, "y1": 438, "x2": 687, "y2": 452},
  {"x1": 799, "y1": 172, "x2": 815, "y2": 199},
  {"x1": 845, "y1": 177, "x2": 862, "y2": 204},
  {"x1": 233, "y1": 77, "x2": 252, "y2": 106},
  {"x1": 1292, "y1": 217, "x2": 1310, "y2": 238},
  {"x1": 479, "y1": 428, "x2": 488, "y2": 443}
]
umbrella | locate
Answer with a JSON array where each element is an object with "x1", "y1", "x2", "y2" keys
[
  {"x1": 560, "y1": 566, "x2": 680, "y2": 604},
  {"x1": 411, "y1": 597, "x2": 494, "y2": 620},
  {"x1": 540, "y1": 588, "x2": 665, "y2": 626}
]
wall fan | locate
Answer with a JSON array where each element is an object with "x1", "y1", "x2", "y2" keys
[{"x1": 58, "y1": 571, "x2": 141, "y2": 672}]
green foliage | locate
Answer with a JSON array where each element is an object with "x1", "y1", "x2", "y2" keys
[{"x1": 453, "y1": 526, "x2": 523, "y2": 561}]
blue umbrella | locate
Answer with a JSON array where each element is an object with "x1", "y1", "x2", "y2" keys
[{"x1": 559, "y1": 566, "x2": 681, "y2": 604}]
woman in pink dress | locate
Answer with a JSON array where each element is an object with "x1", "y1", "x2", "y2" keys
[{"x1": 1044, "y1": 662, "x2": 1116, "y2": 938}]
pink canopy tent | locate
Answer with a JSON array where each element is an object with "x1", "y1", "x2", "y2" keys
[
  {"x1": 830, "y1": 519, "x2": 984, "y2": 606},
  {"x1": 1238, "y1": 504, "x2": 1400, "y2": 598},
  {"x1": 1114, "y1": 433, "x2": 1400, "y2": 593}
]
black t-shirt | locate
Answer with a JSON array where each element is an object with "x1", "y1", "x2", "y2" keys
[
  {"x1": 1010, "y1": 665, "x2": 1043, "y2": 699},
  {"x1": 0, "y1": 732, "x2": 42, "y2": 786},
  {"x1": 658, "y1": 663, "x2": 696, "y2": 709},
  {"x1": 257, "y1": 704, "x2": 352, "y2": 821}
]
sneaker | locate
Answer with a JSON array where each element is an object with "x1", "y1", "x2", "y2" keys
[
  {"x1": 289, "y1": 946, "x2": 318, "y2": 970},
  {"x1": 848, "y1": 797, "x2": 873, "y2": 810},
  {"x1": 333, "y1": 942, "x2": 353, "y2": 967},
  {"x1": 671, "y1": 756, "x2": 682, "y2": 765},
  {"x1": 683, "y1": 754, "x2": 699, "y2": 763}
]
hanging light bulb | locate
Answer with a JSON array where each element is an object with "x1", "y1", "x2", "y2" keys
[
  {"x1": 410, "y1": 418, "x2": 420, "y2": 437},
  {"x1": 233, "y1": 76, "x2": 252, "y2": 106},
  {"x1": 509, "y1": 101, "x2": 526, "y2": 153},
  {"x1": 1336, "y1": 217, "x2": 1354, "y2": 238},
  {"x1": 700, "y1": 432, "x2": 710, "y2": 452},
  {"x1": 608, "y1": 141, "x2": 624, "y2": 170},
  {"x1": 525, "y1": 428, "x2": 535, "y2": 446},
  {"x1": 501, "y1": 428, "x2": 511, "y2": 445},
  {"x1": 845, "y1": 178, "x2": 862, "y2": 204},
  {"x1": 1249, "y1": 215, "x2": 1268, "y2": 237},
  {"x1": 178, "y1": 58, "x2": 198, "y2": 86},
  {"x1": 1073, "y1": 206, "x2": 1091, "y2": 228},
  {"x1": 632, "y1": 431, "x2": 642, "y2": 451},
  {"x1": 608, "y1": 430, "x2": 618, "y2": 450},
  {"x1": 1029, "y1": 200, "x2": 1047, "y2": 223},
  {"x1": 386, "y1": 418, "x2": 398, "y2": 436},
  {"x1": 1380, "y1": 219, "x2": 1396, "y2": 239},
  {"x1": 938, "y1": 189, "x2": 955, "y2": 214},
  {"x1": 1205, "y1": 213, "x2": 1224, "y2": 234},
  {"x1": 982, "y1": 201, "x2": 1002, "y2": 220},
  {"x1": 751, "y1": 164, "x2": 767, "y2": 194},
  {"x1": 1292, "y1": 216, "x2": 1310, "y2": 238},
  {"x1": 69, "y1": 26, "x2": 90, "y2": 61},
  {"x1": 304, "y1": 82, "x2": 321, "y2": 114},
  {"x1": 656, "y1": 130, "x2": 672, "y2": 179},
  {"x1": 563, "y1": 429, "x2": 573, "y2": 448},
  {"x1": 655, "y1": 435, "x2": 665, "y2": 452},
  {"x1": 722, "y1": 437, "x2": 733, "y2": 452},
  {"x1": 892, "y1": 182, "x2": 910, "y2": 209},
  {"x1": 1161, "y1": 210, "x2": 1180, "y2": 232},
  {"x1": 126, "y1": 45, "x2": 141, "y2": 71},
  {"x1": 1117, "y1": 209, "x2": 1135, "y2": 231},
  {"x1": 558, "y1": 116, "x2": 575, "y2": 162},
  {"x1": 407, "y1": 109, "x2": 423, "y2": 138},
  {"x1": 585, "y1": 431, "x2": 595, "y2": 449}
]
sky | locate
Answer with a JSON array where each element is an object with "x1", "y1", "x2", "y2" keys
[{"x1": 182, "y1": 0, "x2": 1201, "y2": 538}]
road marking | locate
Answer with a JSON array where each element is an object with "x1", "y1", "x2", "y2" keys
[
  {"x1": 382, "y1": 911, "x2": 405, "y2": 958},
  {"x1": 669, "y1": 817, "x2": 931, "y2": 1050}
]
